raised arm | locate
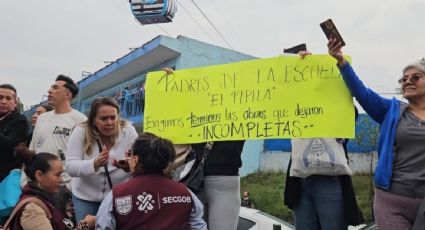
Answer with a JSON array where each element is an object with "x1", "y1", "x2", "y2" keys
[{"x1": 327, "y1": 38, "x2": 392, "y2": 124}]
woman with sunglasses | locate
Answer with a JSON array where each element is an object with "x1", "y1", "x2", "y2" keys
[
  {"x1": 328, "y1": 38, "x2": 425, "y2": 229},
  {"x1": 65, "y1": 97, "x2": 138, "y2": 224},
  {"x1": 95, "y1": 133, "x2": 207, "y2": 230}
]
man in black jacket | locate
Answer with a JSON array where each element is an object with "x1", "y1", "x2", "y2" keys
[{"x1": 0, "y1": 84, "x2": 29, "y2": 181}]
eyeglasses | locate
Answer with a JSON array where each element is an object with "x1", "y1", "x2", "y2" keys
[{"x1": 398, "y1": 73, "x2": 425, "y2": 84}]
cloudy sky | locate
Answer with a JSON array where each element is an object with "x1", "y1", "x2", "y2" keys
[{"x1": 1, "y1": 0, "x2": 423, "y2": 108}]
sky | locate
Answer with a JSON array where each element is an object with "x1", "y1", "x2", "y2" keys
[{"x1": 1, "y1": 0, "x2": 424, "y2": 109}]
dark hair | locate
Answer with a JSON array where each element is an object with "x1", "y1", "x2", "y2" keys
[
  {"x1": 14, "y1": 145, "x2": 33, "y2": 165},
  {"x1": 0, "y1": 84, "x2": 17, "y2": 98},
  {"x1": 56, "y1": 75, "x2": 79, "y2": 98},
  {"x1": 40, "y1": 103, "x2": 54, "y2": 112},
  {"x1": 132, "y1": 133, "x2": 176, "y2": 175},
  {"x1": 15, "y1": 151, "x2": 59, "y2": 182}
]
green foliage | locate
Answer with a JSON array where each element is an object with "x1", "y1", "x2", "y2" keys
[
  {"x1": 240, "y1": 172, "x2": 375, "y2": 224},
  {"x1": 240, "y1": 172, "x2": 293, "y2": 223},
  {"x1": 351, "y1": 174, "x2": 375, "y2": 223}
]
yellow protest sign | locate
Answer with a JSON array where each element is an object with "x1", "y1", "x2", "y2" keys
[{"x1": 144, "y1": 55, "x2": 354, "y2": 144}]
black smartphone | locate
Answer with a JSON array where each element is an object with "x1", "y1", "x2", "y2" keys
[
  {"x1": 320, "y1": 19, "x2": 345, "y2": 46},
  {"x1": 283, "y1": 43, "x2": 307, "y2": 54}
]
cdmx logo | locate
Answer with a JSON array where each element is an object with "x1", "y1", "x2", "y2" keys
[{"x1": 136, "y1": 192, "x2": 156, "y2": 213}]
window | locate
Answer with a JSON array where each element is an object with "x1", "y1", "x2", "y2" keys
[{"x1": 237, "y1": 217, "x2": 256, "y2": 230}]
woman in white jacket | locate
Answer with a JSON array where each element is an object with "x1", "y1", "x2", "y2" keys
[{"x1": 65, "y1": 97, "x2": 138, "y2": 223}]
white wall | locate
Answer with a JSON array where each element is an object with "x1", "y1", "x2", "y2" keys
[
  {"x1": 259, "y1": 151, "x2": 378, "y2": 174},
  {"x1": 239, "y1": 139, "x2": 378, "y2": 176}
]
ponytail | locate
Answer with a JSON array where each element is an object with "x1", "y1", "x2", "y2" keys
[{"x1": 14, "y1": 149, "x2": 58, "y2": 181}]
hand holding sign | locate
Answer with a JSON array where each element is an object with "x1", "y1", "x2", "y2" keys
[{"x1": 144, "y1": 55, "x2": 354, "y2": 144}]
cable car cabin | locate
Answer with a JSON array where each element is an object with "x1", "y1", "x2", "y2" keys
[{"x1": 129, "y1": 0, "x2": 177, "y2": 25}]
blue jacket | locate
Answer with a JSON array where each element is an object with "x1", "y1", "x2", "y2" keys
[{"x1": 339, "y1": 63, "x2": 407, "y2": 189}]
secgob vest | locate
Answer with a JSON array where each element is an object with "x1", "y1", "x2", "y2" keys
[{"x1": 113, "y1": 175, "x2": 193, "y2": 230}]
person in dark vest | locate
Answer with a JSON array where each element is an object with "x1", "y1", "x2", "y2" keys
[
  {"x1": 6, "y1": 150, "x2": 73, "y2": 229},
  {"x1": 95, "y1": 132, "x2": 207, "y2": 230}
]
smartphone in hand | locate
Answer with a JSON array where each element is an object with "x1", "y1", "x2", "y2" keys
[
  {"x1": 320, "y1": 19, "x2": 345, "y2": 46},
  {"x1": 283, "y1": 43, "x2": 307, "y2": 54}
]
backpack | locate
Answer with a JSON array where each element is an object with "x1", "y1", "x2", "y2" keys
[{"x1": 0, "y1": 169, "x2": 22, "y2": 221}]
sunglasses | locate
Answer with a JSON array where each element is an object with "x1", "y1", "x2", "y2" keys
[{"x1": 398, "y1": 73, "x2": 424, "y2": 84}]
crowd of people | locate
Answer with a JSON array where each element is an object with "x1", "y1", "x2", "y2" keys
[
  {"x1": 112, "y1": 82, "x2": 145, "y2": 118},
  {"x1": 1, "y1": 36, "x2": 425, "y2": 230}
]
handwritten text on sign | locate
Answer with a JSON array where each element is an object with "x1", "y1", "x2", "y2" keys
[{"x1": 143, "y1": 55, "x2": 354, "y2": 144}]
